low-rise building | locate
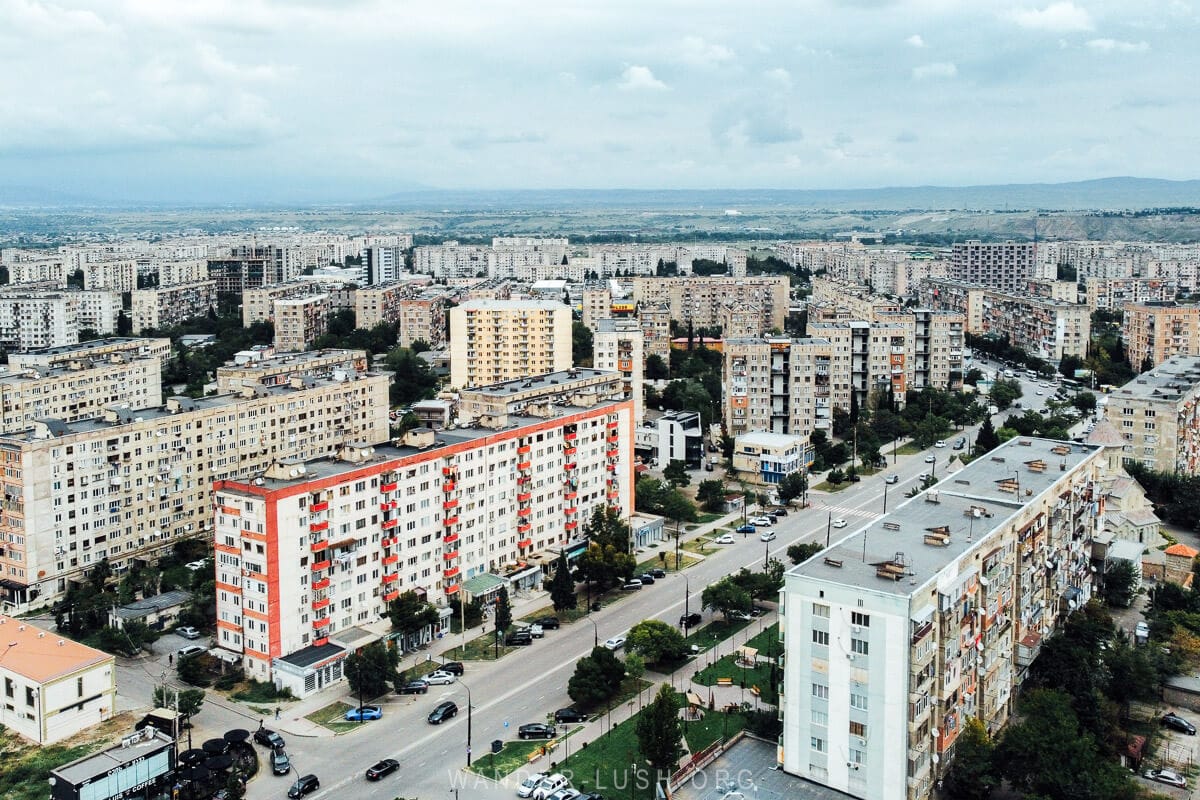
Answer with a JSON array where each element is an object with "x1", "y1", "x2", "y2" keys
[
  {"x1": 732, "y1": 432, "x2": 812, "y2": 486},
  {"x1": 129, "y1": 280, "x2": 217, "y2": 334},
  {"x1": 636, "y1": 410, "x2": 703, "y2": 468},
  {"x1": 214, "y1": 348, "x2": 370, "y2": 393},
  {"x1": 629, "y1": 275, "x2": 790, "y2": 333},
  {"x1": 0, "y1": 616, "x2": 116, "y2": 744}
]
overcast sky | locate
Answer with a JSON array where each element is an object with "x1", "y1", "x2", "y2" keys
[{"x1": 1, "y1": 0, "x2": 1196, "y2": 203}]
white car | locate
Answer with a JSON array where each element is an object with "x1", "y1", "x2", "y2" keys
[
  {"x1": 1135, "y1": 621, "x2": 1150, "y2": 639},
  {"x1": 934, "y1": 440, "x2": 946, "y2": 448},
  {"x1": 1035, "y1": 390, "x2": 1044, "y2": 396},
  {"x1": 750, "y1": 516, "x2": 773, "y2": 526},
  {"x1": 176, "y1": 645, "x2": 206, "y2": 658},
  {"x1": 528, "y1": 623, "x2": 545, "y2": 638},
  {"x1": 831, "y1": 518, "x2": 847, "y2": 529},
  {"x1": 532, "y1": 774, "x2": 569, "y2": 800},
  {"x1": 884, "y1": 474, "x2": 899, "y2": 484},
  {"x1": 712, "y1": 533, "x2": 735, "y2": 544},
  {"x1": 919, "y1": 472, "x2": 932, "y2": 481},
  {"x1": 759, "y1": 530, "x2": 776, "y2": 542},
  {"x1": 185, "y1": 560, "x2": 208, "y2": 571},
  {"x1": 517, "y1": 773, "x2": 549, "y2": 798},
  {"x1": 177, "y1": 626, "x2": 201, "y2": 640},
  {"x1": 1144, "y1": 768, "x2": 1187, "y2": 789},
  {"x1": 924, "y1": 454, "x2": 936, "y2": 463},
  {"x1": 424, "y1": 670, "x2": 457, "y2": 685},
  {"x1": 545, "y1": 790, "x2": 581, "y2": 800},
  {"x1": 603, "y1": 635, "x2": 626, "y2": 651}
]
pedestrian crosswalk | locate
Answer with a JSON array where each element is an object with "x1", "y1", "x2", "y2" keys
[{"x1": 816, "y1": 503, "x2": 880, "y2": 521}]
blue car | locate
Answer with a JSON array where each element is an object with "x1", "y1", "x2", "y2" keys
[
  {"x1": 735, "y1": 523, "x2": 756, "y2": 534},
  {"x1": 344, "y1": 705, "x2": 383, "y2": 721}
]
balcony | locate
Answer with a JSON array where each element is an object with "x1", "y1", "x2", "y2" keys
[
  {"x1": 380, "y1": 481, "x2": 398, "y2": 493},
  {"x1": 382, "y1": 589, "x2": 400, "y2": 603},
  {"x1": 312, "y1": 598, "x2": 330, "y2": 611},
  {"x1": 443, "y1": 533, "x2": 459, "y2": 544},
  {"x1": 443, "y1": 566, "x2": 460, "y2": 578},
  {"x1": 517, "y1": 492, "x2": 532, "y2": 503},
  {"x1": 382, "y1": 572, "x2": 399, "y2": 583},
  {"x1": 518, "y1": 444, "x2": 531, "y2": 455},
  {"x1": 564, "y1": 507, "x2": 578, "y2": 516},
  {"x1": 606, "y1": 463, "x2": 616, "y2": 472},
  {"x1": 443, "y1": 499, "x2": 458, "y2": 510},
  {"x1": 564, "y1": 462, "x2": 577, "y2": 471},
  {"x1": 517, "y1": 522, "x2": 532, "y2": 533},
  {"x1": 310, "y1": 520, "x2": 329, "y2": 532},
  {"x1": 312, "y1": 616, "x2": 330, "y2": 629},
  {"x1": 382, "y1": 518, "x2": 399, "y2": 530},
  {"x1": 310, "y1": 539, "x2": 329, "y2": 553},
  {"x1": 565, "y1": 521, "x2": 578, "y2": 531},
  {"x1": 518, "y1": 507, "x2": 531, "y2": 517},
  {"x1": 382, "y1": 554, "x2": 399, "y2": 565},
  {"x1": 564, "y1": 491, "x2": 577, "y2": 501},
  {"x1": 564, "y1": 431, "x2": 577, "y2": 441},
  {"x1": 311, "y1": 501, "x2": 329, "y2": 513},
  {"x1": 379, "y1": 501, "x2": 397, "y2": 512},
  {"x1": 443, "y1": 481, "x2": 456, "y2": 492},
  {"x1": 444, "y1": 515, "x2": 459, "y2": 526},
  {"x1": 444, "y1": 582, "x2": 460, "y2": 594},
  {"x1": 563, "y1": 446, "x2": 577, "y2": 457},
  {"x1": 311, "y1": 560, "x2": 331, "y2": 571},
  {"x1": 607, "y1": 420, "x2": 619, "y2": 429},
  {"x1": 517, "y1": 461, "x2": 532, "y2": 471},
  {"x1": 442, "y1": 467, "x2": 456, "y2": 477},
  {"x1": 518, "y1": 538, "x2": 533, "y2": 548},
  {"x1": 312, "y1": 578, "x2": 330, "y2": 590},
  {"x1": 606, "y1": 449, "x2": 620, "y2": 459},
  {"x1": 443, "y1": 549, "x2": 459, "y2": 560}
]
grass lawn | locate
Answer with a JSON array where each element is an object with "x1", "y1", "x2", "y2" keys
[
  {"x1": 678, "y1": 700, "x2": 750, "y2": 754},
  {"x1": 304, "y1": 701, "x2": 363, "y2": 734},
  {"x1": 468, "y1": 739, "x2": 547, "y2": 780},
  {"x1": 447, "y1": 630, "x2": 520, "y2": 661},
  {"x1": 896, "y1": 443, "x2": 924, "y2": 455},
  {"x1": 744, "y1": 622, "x2": 779, "y2": 653},
  {"x1": 812, "y1": 479, "x2": 851, "y2": 492},
  {"x1": 636, "y1": 552, "x2": 699, "y2": 574},
  {"x1": 0, "y1": 714, "x2": 132, "y2": 800},
  {"x1": 230, "y1": 679, "x2": 296, "y2": 704},
  {"x1": 697, "y1": 511, "x2": 724, "y2": 524},
  {"x1": 684, "y1": 618, "x2": 750, "y2": 652},
  {"x1": 555, "y1": 712, "x2": 656, "y2": 800},
  {"x1": 693, "y1": 654, "x2": 780, "y2": 705}
]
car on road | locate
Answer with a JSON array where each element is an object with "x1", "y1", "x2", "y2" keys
[
  {"x1": 635, "y1": 573, "x2": 654, "y2": 585},
  {"x1": 885, "y1": 474, "x2": 899, "y2": 484},
  {"x1": 271, "y1": 749, "x2": 292, "y2": 775},
  {"x1": 439, "y1": 661, "x2": 465, "y2": 675},
  {"x1": 759, "y1": 530, "x2": 776, "y2": 542},
  {"x1": 621, "y1": 582, "x2": 643, "y2": 591},
  {"x1": 253, "y1": 728, "x2": 285, "y2": 749},
  {"x1": 934, "y1": 440, "x2": 946, "y2": 448},
  {"x1": 831, "y1": 518, "x2": 847, "y2": 528},
  {"x1": 287, "y1": 774, "x2": 320, "y2": 799},
  {"x1": 919, "y1": 472, "x2": 932, "y2": 481},
  {"x1": 518, "y1": 773, "x2": 549, "y2": 798},
  {"x1": 954, "y1": 437, "x2": 966, "y2": 450},
  {"x1": 365, "y1": 758, "x2": 400, "y2": 780},
  {"x1": 680, "y1": 612, "x2": 702, "y2": 628},
  {"x1": 344, "y1": 705, "x2": 383, "y2": 721},
  {"x1": 425, "y1": 670, "x2": 457, "y2": 685},
  {"x1": 770, "y1": 507, "x2": 788, "y2": 516},
  {"x1": 535, "y1": 617, "x2": 560, "y2": 630},
  {"x1": 1163, "y1": 712, "x2": 1196, "y2": 734},
  {"x1": 532, "y1": 773, "x2": 570, "y2": 800},
  {"x1": 924, "y1": 454, "x2": 936, "y2": 463},
  {"x1": 519, "y1": 723, "x2": 556, "y2": 740},
  {"x1": 735, "y1": 524, "x2": 755, "y2": 534},
  {"x1": 750, "y1": 516, "x2": 772, "y2": 526},
  {"x1": 1144, "y1": 768, "x2": 1187, "y2": 789},
  {"x1": 176, "y1": 626, "x2": 202, "y2": 640},
  {"x1": 604, "y1": 635, "x2": 626, "y2": 650},
  {"x1": 176, "y1": 645, "x2": 206, "y2": 658},
  {"x1": 427, "y1": 701, "x2": 458, "y2": 724},
  {"x1": 507, "y1": 631, "x2": 534, "y2": 645},
  {"x1": 399, "y1": 679, "x2": 430, "y2": 694},
  {"x1": 712, "y1": 534, "x2": 735, "y2": 544},
  {"x1": 1035, "y1": 390, "x2": 1044, "y2": 396},
  {"x1": 554, "y1": 707, "x2": 588, "y2": 724},
  {"x1": 649, "y1": 567, "x2": 666, "y2": 578},
  {"x1": 185, "y1": 560, "x2": 208, "y2": 571},
  {"x1": 1135, "y1": 621, "x2": 1150, "y2": 640},
  {"x1": 529, "y1": 623, "x2": 546, "y2": 637}
]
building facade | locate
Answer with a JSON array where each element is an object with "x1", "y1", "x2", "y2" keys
[
  {"x1": 396, "y1": 291, "x2": 451, "y2": 350},
  {"x1": 273, "y1": 295, "x2": 331, "y2": 353},
  {"x1": 8, "y1": 337, "x2": 172, "y2": 371},
  {"x1": 1107, "y1": 356, "x2": 1200, "y2": 474},
  {"x1": 593, "y1": 318, "x2": 644, "y2": 422},
  {"x1": 0, "y1": 355, "x2": 162, "y2": 433},
  {"x1": 629, "y1": 276, "x2": 790, "y2": 333},
  {"x1": 0, "y1": 291, "x2": 118, "y2": 352},
  {"x1": 1122, "y1": 303, "x2": 1200, "y2": 369},
  {"x1": 950, "y1": 240, "x2": 1036, "y2": 294},
  {"x1": 448, "y1": 300, "x2": 572, "y2": 389},
  {"x1": 731, "y1": 431, "x2": 812, "y2": 486},
  {"x1": 130, "y1": 280, "x2": 218, "y2": 334}
]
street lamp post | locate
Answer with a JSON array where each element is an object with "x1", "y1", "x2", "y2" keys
[
  {"x1": 883, "y1": 480, "x2": 889, "y2": 514},
  {"x1": 682, "y1": 574, "x2": 690, "y2": 631},
  {"x1": 461, "y1": 679, "x2": 473, "y2": 768},
  {"x1": 586, "y1": 616, "x2": 599, "y2": 648}
]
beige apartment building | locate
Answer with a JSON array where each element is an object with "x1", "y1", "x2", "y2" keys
[
  {"x1": 273, "y1": 295, "x2": 330, "y2": 352},
  {"x1": 638, "y1": 305, "x2": 672, "y2": 361},
  {"x1": 629, "y1": 275, "x2": 789, "y2": 333},
  {"x1": 0, "y1": 355, "x2": 162, "y2": 433},
  {"x1": 1108, "y1": 356, "x2": 1200, "y2": 474},
  {"x1": 154, "y1": 258, "x2": 209, "y2": 287},
  {"x1": 5, "y1": 258, "x2": 67, "y2": 287},
  {"x1": 242, "y1": 283, "x2": 320, "y2": 326},
  {"x1": 80, "y1": 260, "x2": 137, "y2": 293},
  {"x1": 212, "y1": 386, "x2": 633, "y2": 692},
  {"x1": 130, "y1": 280, "x2": 218, "y2": 334},
  {"x1": 581, "y1": 285, "x2": 614, "y2": 331},
  {"x1": 1085, "y1": 277, "x2": 1177, "y2": 312},
  {"x1": 1122, "y1": 303, "x2": 1200, "y2": 369},
  {"x1": 214, "y1": 349, "x2": 370, "y2": 393},
  {"x1": 8, "y1": 337, "x2": 172, "y2": 371},
  {"x1": 396, "y1": 291, "x2": 451, "y2": 349},
  {"x1": 593, "y1": 319, "x2": 644, "y2": 422},
  {"x1": 457, "y1": 368, "x2": 623, "y2": 421},
  {"x1": 724, "y1": 336, "x2": 834, "y2": 440},
  {"x1": 781, "y1": 436, "x2": 1105, "y2": 800},
  {"x1": 448, "y1": 300, "x2": 572, "y2": 389},
  {"x1": 917, "y1": 278, "x2": 987, "y2": 333},
  {"x1": 0, "y1": 369, "x2": 391, "y2": 610}
]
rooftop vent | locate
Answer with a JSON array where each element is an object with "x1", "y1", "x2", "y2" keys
[
  {"x1": 875, "y1": 552, "x2": 908, "y2": 582},
  {"x1": 923, "y1": 526, "x2": 951, "y2": 547}
]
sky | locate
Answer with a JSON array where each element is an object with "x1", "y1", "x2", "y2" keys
[{"x1": 0, "y1": 0, "x2": 1197, "y2": 203}]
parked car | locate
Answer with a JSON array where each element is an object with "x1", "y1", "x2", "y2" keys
[
  {"x1": 953, "y1": 437, "x2": 966, "y2": 450},
  {"x1": 185, "y1": 560, "x2": 208, "y2": 571},
  {"x1": 439, "y1": 661, "x2": 465, "y2": 675},
  {"x1": 545, "y1": 789, "x2": 581, "y2": 800},
  {"x1": 177, "y1": 626, "x2": 201, "y2": 640},
  {"x1": 735, "y1": 524, "x2": 755, "y2": 534},
  {"x1": 713, "y1": 533, "x2": 735, "y2": 544},
  {"x1": 518, "y1": 773, "x2": 549, "y2": 798},
  {"x1": 528, "y1": 624, "x2": 545, "y2": 638},
  {"x1": 603, "y1": 635, "x2": 626, "y2": 650},
  {"x1": 638, "y1": 574, "x2": 655, "y2": 585},
  {"x1": 519, "y1": 723, "x2": 556, "y2": 740},
  {"x1": 506, "y1": 631, "x2": 534, "y2": 646},
  {"x1": 365, "y1": 758, "x2": 400, "y2": 780},
  {"x1": 176, "y1": 645, "x2": 206, "y2": 659},
  {"x1": 771, "y1": 507, "x2": 788, "y2": 516},
  {"x1": 1135, "y1": 621, "x2": 1150, "y2": 640},
  {"x1": 1163, "y1": 712, "x2": 1196, "y2": 734},
  {"x1": 924, "y1": 454, "x2": 936, "y2": 463},
  {"x1": 532, "y1": 773, "x2": 570, "y2": 800},
  {"x1": 621, "y1": 582, "x2": 643, "y2": 591},
  {"x1": 399, "y1": 679, "x2": 430, "y2": 694},
  {"x1": 253, "y1": 728, "x2": 285, "y2": 749},
  {"x1": 343, "y1": 705, "x2": 383, "y2": 721},
  {"x1": 750, "y1": 516, "x2": 772, "y2": 526},
  {"x1": 831, "y1": 518, "x2": 847, "y2": 528},
  {"x1": 885, "y1": 474, "x2": 899, "y2": 484},
  {"x1": 287, "y1": 774, "x2": 320, "y2": 799},
  {"x1": 649, "y1": 567, "x2": 666, "y2": 578},
  {"x1": 934, "y1": 440, "x2": 946, "y2": 448},
  {"x1": 271, "y1": 750, "x2": 291, "y2": 775},
  {"x1": 554, "y1": 707, "x2": 588, "y2": 724},
  {"x1": 427, "y1": 701, "x2": 458, "y2": 724},
  {"x1": 680, "y1": 612, "x2": 702, "y2": 628},
  {"x1": 759, "y1": 530, "x2": 776, "y2": 542},
  {"x1": 1144, "y1": 768, "x2": 1187, "y2": 789},
  {"x1": 536, "y1": 617, "x2": 560, "y2": 630}
]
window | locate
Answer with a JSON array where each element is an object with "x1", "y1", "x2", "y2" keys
[
  {"x1": 812, "y1": 629, "x2": 829, "y2": 646},
  {"x1": 812, "y1": 603, "x2": 829, "y2": 618},
  {"x1": 849, "y1": 748, "x2": 865, "y2": 765},
  {"x1": 850, "y1": 692, "x2": 869, "y2": 710},
  {"x1": 851, "y1": 638, "x2": 869, "y2": 656},
  {"x1": 812, "y1": 683, "x2": 829, "y2": 699},
  {"x1": 851, "y1": 611, "x2": 870, "y2": 627},
  {"x1": 849, "y1": 721, "x2": 867, "y2": 737},
  {"x1": 26, "y1": 686, "x2": 35, "y2": 707},
  {"x1": 811, "y1": 710, "x2": 828, "y2": 726},
  {"x1": 810, "y1": 737, "x2": 825, "y2": 752},
  {"x1": 77, "y1": 677, "x2": 83, "y2": 698}
]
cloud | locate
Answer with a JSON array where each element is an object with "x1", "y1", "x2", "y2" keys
[
  {"x1": 833, "y1": 132, "x2": 854, "y2": 147},
  {"x1": 196, "y1": 43, "x2": 286, "y2": 81},
  {"x1": 1010, "y1": 2, "x2": 1094, "y2": 32},
  {"x1": 912, "y1": 62, "x2": 957, "y2": 79},
  {"x1": 895, "y1": 130, "x2": 919, "y2": 143},
  {"x1": 450, "y1": 130, "x2": 546, "y2": 150},
  {"x1": 905, "y1": 34, "x2": 926, "y2": 48},
  {"x1": 674, "y1": 36, "x2": 734, "y2": 66},
  {"x1": 711, "y1": 106, "x2": 803, "y2": 147},
  {"x1": 763, "y1": 67, "x2": 792, "y2": 88},
  {"x1": 1087, "y1": 38, "x2": 1150, "y2": 52},
  {"x1": 618, "y1": 65, "x2": 668, "y2": 91}
]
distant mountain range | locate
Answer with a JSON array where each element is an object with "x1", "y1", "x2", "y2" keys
[{"x1": 2, "y1": 176, "x2": 1199, "y2": 212}]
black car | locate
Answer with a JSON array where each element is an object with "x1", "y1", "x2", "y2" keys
[
  {"x1": 554, "y1": 707, "x2": 588, "y2": 724},
  {"x1": 400, "y1": 679, "x2": 429, "y2": 694},
  {"x1": 287, "y1": 774, "x2": 319, "y2": 799},
  {"x1": 638, "y1": 574, "x2": 655, "y2": 585},
  {"x1": 428, "y1": 701, "x2": 458, "y2": 724},
  {"x1": 649, "y1": 568, "x2": 666, "y2": 578},
  {"x1": 253, "y1": 728, "x2": 285, "y2": 750},
  {"x1": 577, "y1": 794, "x2": 607, "y2": 800},
  {"x1": 439, "y1": 661, "x2": 465, "y2": 675},
  {"x1": 518, "y1": 723, "x2": 556, "y2": 740},
  {"x1": 271, "y1": 750, "x2": 292, "y2": 775},
  {"x1": 537, "y1": 616, "x2": 560, "y2": 630},
  {"x1": 1163, "y1": 712, "x2": 1197, "y2": 735},
  {"x1": 680, "y1": 612, "x2": 702, "y2": 628},
  {"x1": 506, "y1": 631, "x2": 533, "y2": 646},
  {"x1": 772, "y1": 507, "x2": 788, "y2": 516},
  {"x1": 365, "y1": 758, "x2": 400, "y2": 780}
]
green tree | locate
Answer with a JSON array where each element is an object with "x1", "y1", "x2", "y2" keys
[
  {"x1": 494, "y1": 587, "x2": 513, "y2": 633},
  {"x1": 153, "y1": 685, "x2": 205, "y2": 719},
  {"x1": 451, "y1": 596, "x2": 483, "y2": 629},
  {"x1": 787, "y1": 542, "x2": 822, "y2": 565},
  {"x1": 567, "y1": 646, "x2": 626, "y2": 708},
  {"x1": 778, "y1": 471, "x2": 808, "y2": 505},
  {"x1": 941, "y1": 718, "x2": 997, "y2": 800},
  {"x1": 549, "y1": 553, "x2": 578, "y2": 612},
  {"x1": 696, "y1": 479, "x2": 726, "y2": 512},
  {"x1": 1072, "y1": 391, "x2": 1098, "y2": 414},
  {"x1": 576, "y1": 507, "x2": 636, "y2": 590},
  {"x1": 989, "y1": 378, "x2": 1023, "y2": 411},
  {"x1": 1101, "y1": 560, "x2": 1138, "y2": 608},
  {"x1": 382, "y1": 346, "x2": 440, "y2": 404},
  {"x1": 388, "y1": 591, "x2": 440, "y2": 643},
  {"x1": 730, "y1": 566, "x2": 783, "y2": 601},
  {"x1": 626, "y1": 619, "x2": 688, "y2": 664},
  {"x1": 963, "y1": 367, "x2": 984, "y2": 386},
  {"x1": 572, "y1": 321, "x2": 594, "y2": 367},
  {"x1": 663, "y1": 459, "x2": 691, "y2": 488},
  {"x1": 344, "y1": 641, "x2": 400, "y2": 701},
  {"x1": 974, "y1": 415, "x2": 1000, "y2": 455},
  {"x1": 701, "y1": 578, "x2": 751, "y2": 619},
  {"x1": 636, "y1": 684, "x2": 683, "y2": 770},
  {"x1": 645, "y1": 354, "x2": 669, "y2": 381},
  {"x1": 623, "y1": 652, "x2": 646, "y2": 683},
  {"x1": 176, "y1": 653, "x2": 211, "y2": 687},
  {"x1": 659, "y1": 489, "x2": 697, "y2": 525}
]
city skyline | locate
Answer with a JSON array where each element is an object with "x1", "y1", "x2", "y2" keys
[{"x1": 2, "y1": 0, "x2": 1198, "y2": 203}]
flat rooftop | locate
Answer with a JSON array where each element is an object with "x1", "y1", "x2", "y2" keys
[
  {"x1": 671, "y1": 735, "x2": 853, "y2": 800},
  {"x1": 1111, "y1": 356, "x2": 1200, "y2": 401},
  {"x1": 790, "y1": 437, "x2": 1101, "y2": 598},
  {"x1": 458, "y1": 298, "x2": 565, "y2": 310},
  {"x1": 219, "y1": 348, "x2": 366, "y2": 371},
  {"x1": 0, "y1": 616, "x2": 111, "y2": 683},
  {"x1": 463, "y1": 368, "x2": 619, "y2": 398},
  {"x1": 12, "y1": 337, "x2": 162, "y2": 357},
  {"x1": 53, "y1": 730, "x2": 174, "y2": 785}
]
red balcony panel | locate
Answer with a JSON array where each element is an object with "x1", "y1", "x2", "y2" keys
[
  {"x1": 518, "y1": 444, "x2": 531, "y2": 454},
  {"x1": 380, "y1": 481, "x2": 398, "y2": 493},
  {"x1": 607, "y1": 449, "x2": 620, "y2": 459},
  {"x1": 517, "y1": 507, "x2": 531, "y2": 517},
  {"x1": 443, "y1": 481, "x2": 456, "y2": 492},
  {"x1": 310, "y1": 540, "x2": 329, "y2": 553},
  {"x1": 517, "y1": 523, "x2": 532, "y2": 533},
  {"x1": 382, "y1": 572, "x2": 399, "y2": 583},
  {"x1": 443, "y1": 499, "x2": 458, "y2": 510},
  {"x1": 444, "y1": 515, "x2": 459, "y2": 526},
  {"x1": 443, "y1": 533, "x2": 459, "y2": 544},
  {"x1": 382, "y1": 554, "x2": 399, "y2": 565},
  {"x1": 312, "y1": 598, "x2": 330, "y2": 611},
  {"x1": 311, "y1": 560, "x2": 331, "y2": 571},
  {"x1": 517, "y1": 476, "x2": 531, "y2": 486},
  {"x1": 381, "y1": 536, "x2": 398, "y2": 548},
  {"x1": 518, "y1": 538, "x2": 533, "y2": 548},
  {"x1": 444, "y1": 583, "x2": 460, "y2": 594},
  {"x1": 517, "y1": 492, "x2": 532, "y2": 503},
  {"x1": 565, "y1": 521, "x2": 578, "y2": 531},
  {"x1": 564, "y1": 432, "x2": 577, "y2": 441},
  {"x1": 313, "y1": 636, "x2": 329, "y2": 647},
  {"x1": 312, "y1": 578, "x2": 330, "y2": 590},
  {"x1": 607, "y1": 420, "x2": 619, "y2": 429},
  {"x1": 564, "y1": 491, "x2": 577, "y2": 501},
  {"x1": 311, "y1": 501, "x2": 329, "y2": 513},
  {"x1": 312, "y1": 617, "x2": 330, "y2": 629},
  {"x1": 517, "y1": 461, "x2": 532, "y2": 471},
  {"x1": 382, "y1": 590, "x2": 399, "y2": 603},
  {"x1": 443, "y1": 566, "x2": 460, "y2": 578},
  {"x1": 382, "y1": 518, "x2": 399, "y2": 530},
  {"x1": 606, "y1": 464, "x2": 616, "y2": 471},
  {"x1": 563, "y1": 446, "x2": 577, "y2": 457},
  {"x1": 310, "y1": 520, "x2": 329, "y2": 532},
  {"x1": 443, "y1": 550, "x2": 459, "y2": 560},
  {"x1": 564, "y1": 506, "x2": 578, "y2": 515},
  {"x1": 607, "y1": 490, "x2": 620, "y2": 498}
]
